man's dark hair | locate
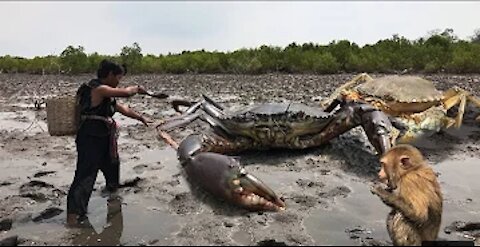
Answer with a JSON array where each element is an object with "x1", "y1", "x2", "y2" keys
[{"x1": 97, "y1": 60, "x2": 127, "y2": 79}]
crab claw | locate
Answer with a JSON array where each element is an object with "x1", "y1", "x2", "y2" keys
[
  {"x1": 358, "y1": 105, "x2": 395, "y2": 155},
  {"x1": 183, "y1": 152, "x2": 286, "y2": 212},
  {"x1": 231, "y1": 168, "x2": 286, "y2": 212}
]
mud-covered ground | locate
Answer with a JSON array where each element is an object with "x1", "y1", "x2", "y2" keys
[{"x1": 0, "y1": 73, "x2": 479, "y2": 246}]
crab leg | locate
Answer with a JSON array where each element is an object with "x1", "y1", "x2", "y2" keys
[
  {"x1": 298, "y1": 102, "x2": 395, "y2": 155},
  {"x1": 158, "y1": 112, "x2": 203, "y2": 131},
  {"x1": 467, "y1": 95, "x2": 480, "y2": 122},
  {"x1": 157, "y1": 101, "x2": 203, "y2": 131},
  {"x1": 203, "y1": 94, "x2": 225, "y2": 111},
  {"x1": 161, "y1": 95, "x2": 231, "y2": 130},
  {"x1": 321, "y1": 73, "x2": 374, "y2": 109},
  {"x1": 457, "y1": 95, "x2": 467, "y2": 128},
  {"x1": 171, "y1": 99, "x2": 196, "y2": 114},
  {"x1": 157, "y1": 130, "x2": 286, "y2": 212},
  {"x1": 468, "y1": 95, "x2": 480, "y2": 108},
  {"x1": 442, "y1": 87, "x2": 479, "y2": 127}
]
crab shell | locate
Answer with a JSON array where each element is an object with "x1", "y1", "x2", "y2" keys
[{"x1": 355, "y1": 76, "x2": 444, "y2": 113}]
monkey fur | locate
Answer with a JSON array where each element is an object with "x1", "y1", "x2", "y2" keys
[{"x1": 371, "y1": 144, "x2": 443, "y2": 246}]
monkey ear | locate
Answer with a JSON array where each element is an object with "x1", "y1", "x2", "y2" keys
[{"x1": 400, "y1": 155, "x2": 412, "y2": 169}]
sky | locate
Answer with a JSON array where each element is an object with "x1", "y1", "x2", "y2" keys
[{"x1": 1, "y1": 1, "x2": 479, "y2": 58}]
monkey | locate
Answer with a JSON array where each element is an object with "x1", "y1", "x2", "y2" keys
[{"x1": 371, "y1": 144, "x2": 443, "y2": 246}]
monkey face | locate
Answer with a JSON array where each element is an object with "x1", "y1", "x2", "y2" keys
[
  {"x1": 378, "y1": 162, "x2": 388, "y2": 183},
  {"x1": 378, "y1": 144, "x2": 423, "y2": 191},
  {"x1": 378, "y1": 160, "x2": 399, "y2": 190}
]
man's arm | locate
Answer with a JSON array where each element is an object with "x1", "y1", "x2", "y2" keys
[
  {"x1": 96, "y1": 85, "x2": 147, "y2": 98},
  {"x1": 116, "y1": 102, "x2": 151, "y2": 126}
]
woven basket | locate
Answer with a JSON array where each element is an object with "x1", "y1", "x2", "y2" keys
[{"x1": 46, "y1": 96, "x2": 78, "y2": 136}]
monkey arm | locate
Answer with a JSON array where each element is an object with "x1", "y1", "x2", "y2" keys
[{"x1": 371, "y1": 186, "x2": 428, "y2": 226}]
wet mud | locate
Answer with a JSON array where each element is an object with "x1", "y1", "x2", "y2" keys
[{"x1": 0, "y1": 73, "x2": 479, "y2": 246}]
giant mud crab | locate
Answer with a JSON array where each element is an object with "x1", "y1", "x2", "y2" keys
[
  {"x1": 156, "y1": 95, "x2": 398, "y2": 212},
  {"x1": 322, "y1": 74, "x2": 480, "y2": 143}
]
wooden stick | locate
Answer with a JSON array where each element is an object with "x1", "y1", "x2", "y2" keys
[{"x1": 157, "y1": 129, "x2": 179, "y2": 150}]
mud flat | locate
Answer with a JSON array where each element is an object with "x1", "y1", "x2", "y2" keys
[{"x1": 0, "y1": 73, "x2": 479, "y2": 246}]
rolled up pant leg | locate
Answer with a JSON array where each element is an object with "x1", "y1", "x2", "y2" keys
[
  {"x1": 101, "y1": 158, "x2": 120, "y2": 193},
  {"x1": 101, "y1": 134, "x2": 120, "y2": 192}
]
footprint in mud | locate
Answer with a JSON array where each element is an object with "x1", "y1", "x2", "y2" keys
[
  {"x1": 19, "y1": 180, "x2": 66, "y2": 202},
  {"x1": 0, "y1": 219, "x2": 13, "y2": 231},
  {"x1": 345, "y1": 226, "x2": 391, "y2": 246},
  {"x1": 166, "y1": 179, "x2": 180, "y2": 187},
  {"x1": 272, "y1": 212, "x2": 300, "y2": 225},
  {"x1": 0, "y1": 181, "x2": 13, "y2": 187},
  {"x1": 0, "y1": 236, "x2": 18, "y2": 246},
  {"x1": 345, "y1": 226, "x2": 372, "y2": 239},
  {"x1": 148, "y1": 162, "x2": 164, "y2": 171},
  {"x1": 256, "y1": 239, "x2": 288, "y2": 246},
  {"x1": 360, "y1": 239, "x2": 391, "y2": 246},
  {"x1": 295, "y1": 179, "x2": 325, "y2": 189},
  {"x1": 444, "y1": 220, "x2": 480, "y2": 240},
  {"x1": 32, "y1": 207, "x2": 64, "y2": 223},
  {"x1": 13, "y1": 115, "x2": 29, "y2": 123},
  {"x1": 290, "y1": 194, "x2": 318, "y2": 209},
  {"x1": 168, "y1": 192, "x2": 202, "y2": 215},
  {"x1": 118, "y1": 177, "x2": 144, "y2": 190},
  {"x1": 318, "y1": 186, "x2": 351, "y2": 199},
  {"x1": 33, "y1": 171, "x2": 56, "y2": 178},
  {"x1": 133, "y1": 164, "x2": 149, "y2": 174}
]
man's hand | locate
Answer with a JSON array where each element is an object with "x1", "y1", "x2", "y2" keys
[
  {"x1": 116, "y1": 102, "x2": 153, "y2": 127},
  {"x1": 136, "y1": 85, "x2": 148, "y2": 95},
  {"x1": 124, "y1": 85, "x2": 147, "y2": 96}
]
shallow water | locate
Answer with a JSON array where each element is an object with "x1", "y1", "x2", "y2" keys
[
  {"x1": 3, "y1": 195, "x2": 180, "y2": 246},
  {"x1": 69, "y1": 196, "x2": 180, "y2": 246}
]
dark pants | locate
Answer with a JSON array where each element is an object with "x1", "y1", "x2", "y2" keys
[{"x1": 67, "y1": 129, "x2": 120, "y2": 217}]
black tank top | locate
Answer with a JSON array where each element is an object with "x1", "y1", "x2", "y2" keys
[{"x1": 76, "y1": 79, "x2": 117, "y2": 137}]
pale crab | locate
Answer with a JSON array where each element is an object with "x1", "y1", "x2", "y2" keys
[{"x1": 322, "y1": 73, "x2": 480, "y2": 143}]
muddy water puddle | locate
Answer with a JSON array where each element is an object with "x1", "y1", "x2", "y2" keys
[
  {"x1": 1, "y1": 196, "x2": 180, "y2": 246},
  {"x1": 0, "y1": 147, "x2": 183, "y2": 246},
  {"x1": 304, "y1": 156, "x2": 480, "y2": 245},
  {"x1": 70, "y1": 196, "x2": 180, "y2": 246}
]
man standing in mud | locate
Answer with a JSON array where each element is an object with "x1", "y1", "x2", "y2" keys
[{"x1": 67, "y1": 60, "x2": 152, "y2": 226}]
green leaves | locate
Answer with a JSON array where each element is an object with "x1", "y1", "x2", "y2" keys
[
  {"x1": 60, "y1": 45, "x2": 88, "y2": 74},
  {"x1": 2, "y1": 28, "x2": 480, "y2": 74},
  {"x1": 120, "y1": 42, "x2": 143, "y2": 73}
]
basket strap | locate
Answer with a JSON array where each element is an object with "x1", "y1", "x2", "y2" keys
[
  {"x1": 80, "y1": 114, "x2": 119, "y2": 161},
  {"x1": 81, "y1": 115, "x2": 113, "y2": 124}
]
